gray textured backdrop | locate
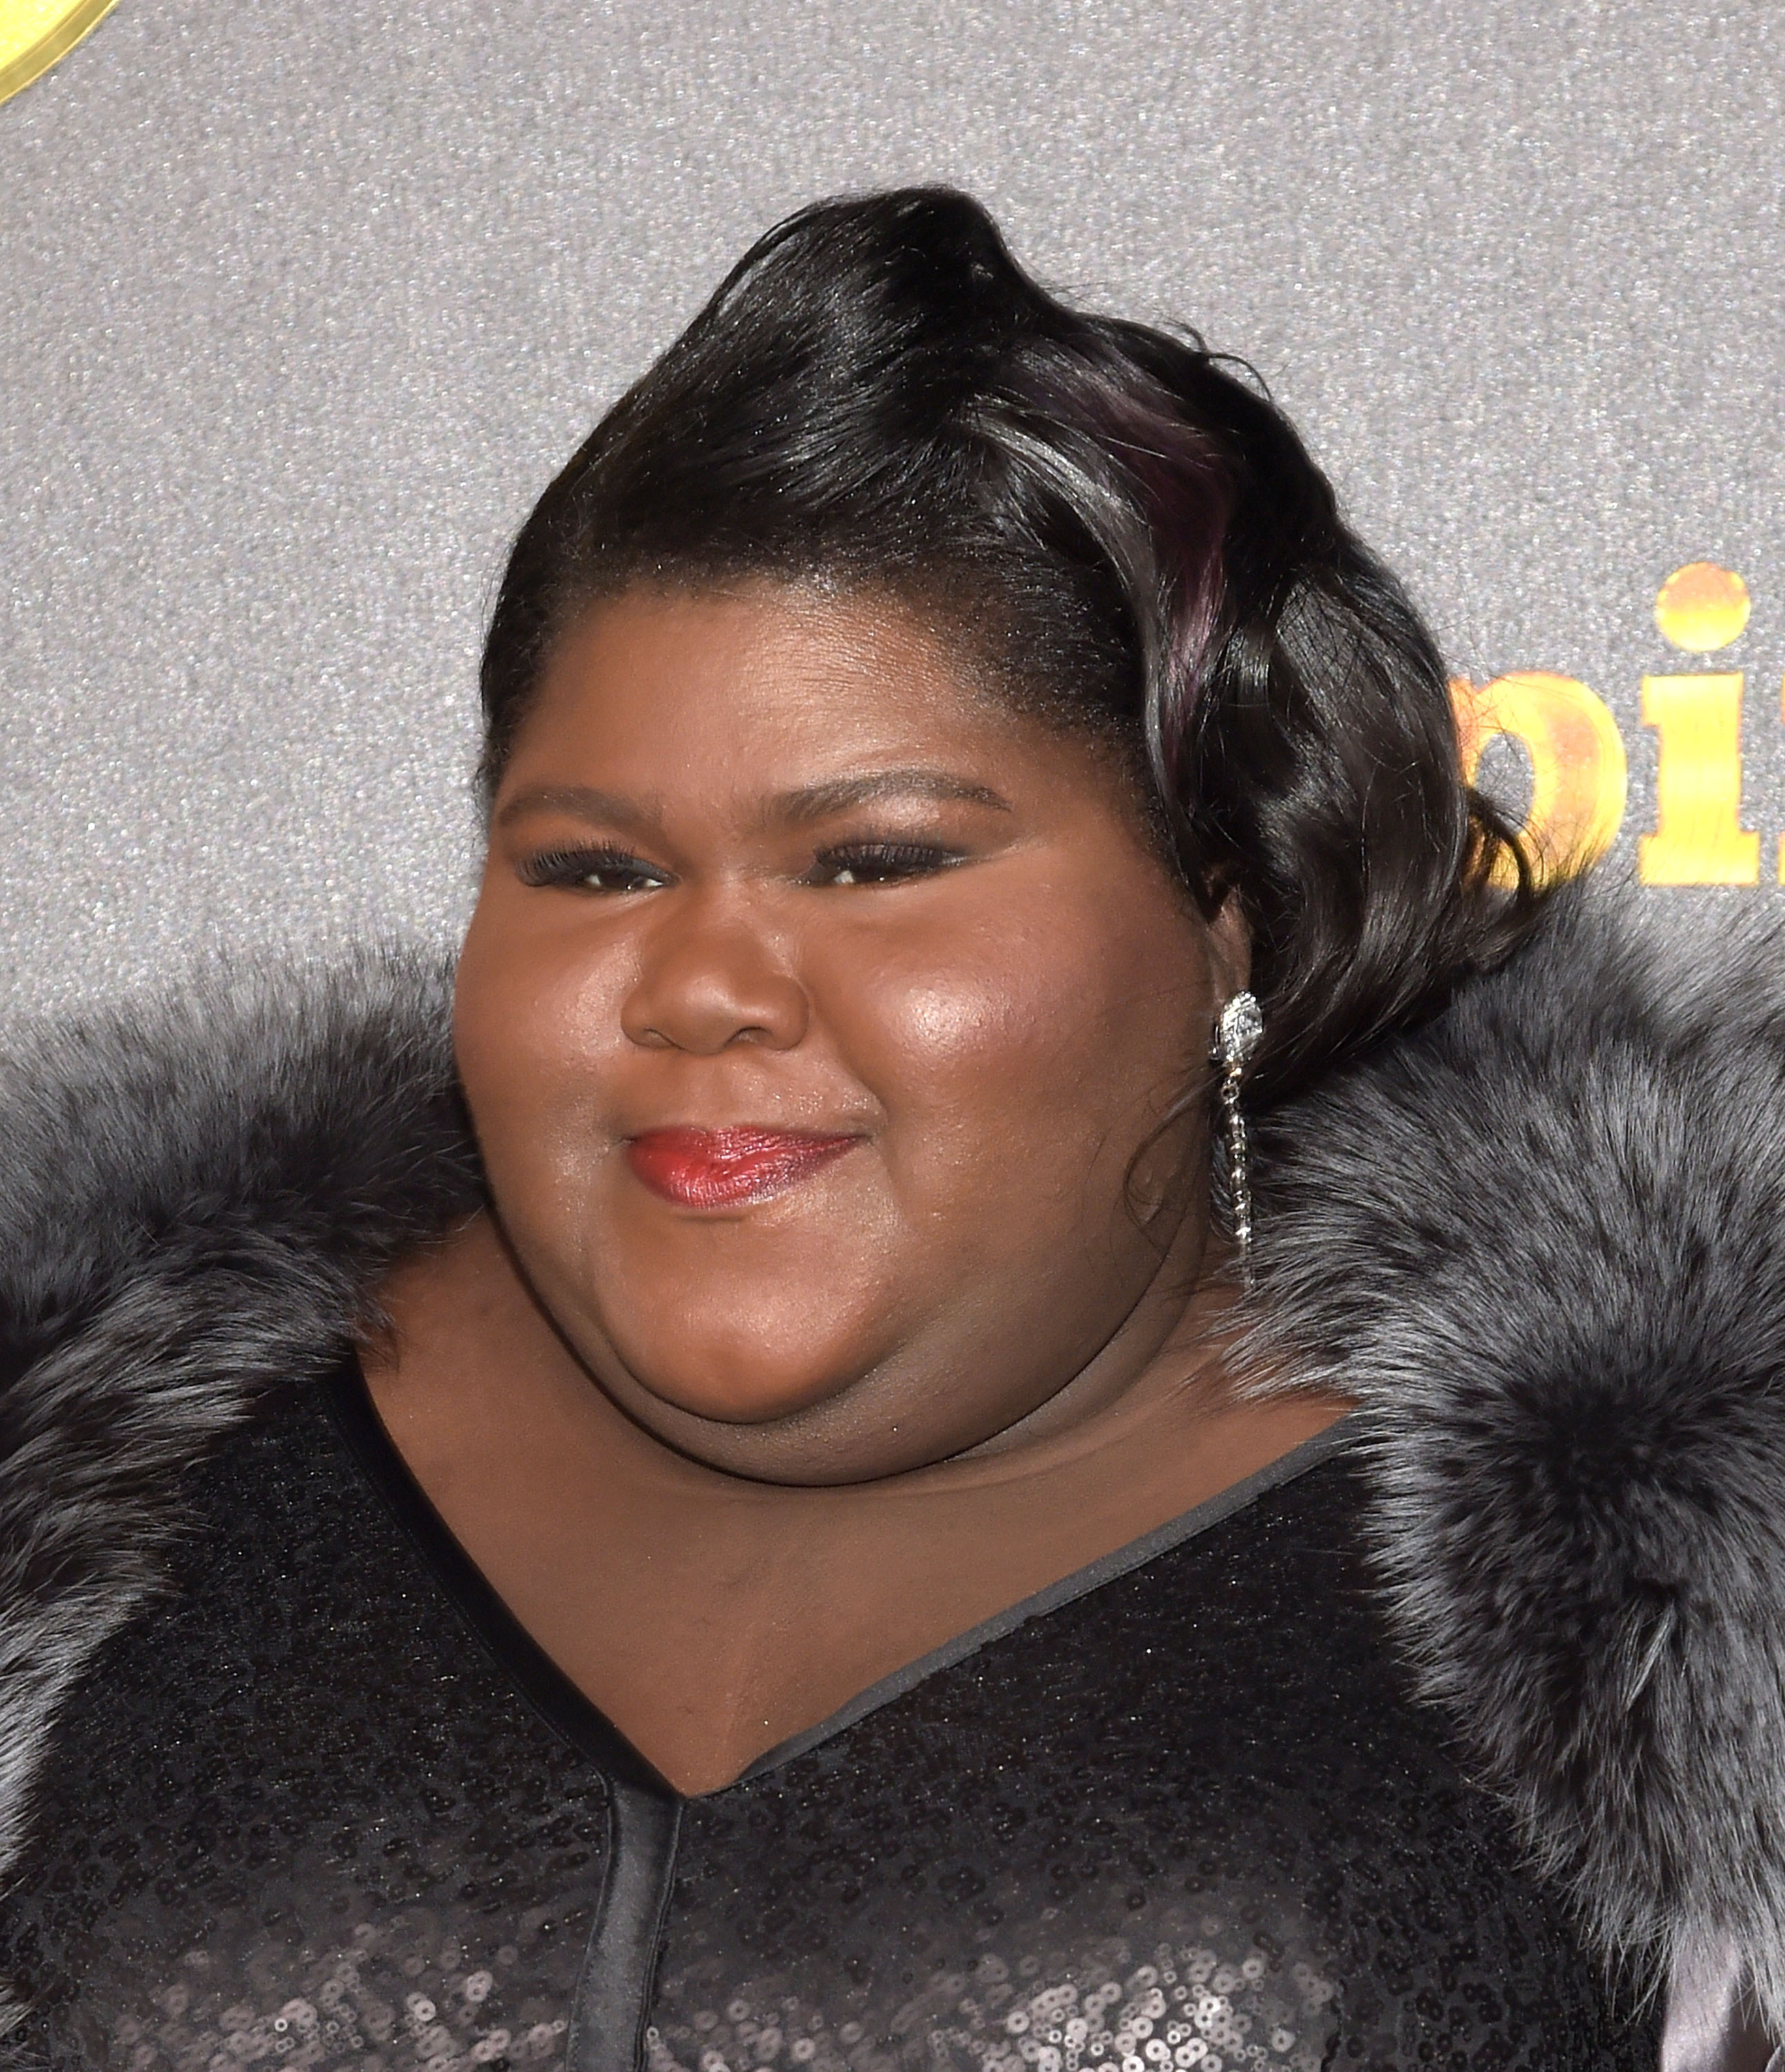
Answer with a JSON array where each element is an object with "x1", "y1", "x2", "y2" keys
[{"x1": 3, "y1": 0, "x2": 1782, "y2": 1015}]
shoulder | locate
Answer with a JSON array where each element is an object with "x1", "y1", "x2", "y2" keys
[
  {"x1": 0, "y1": 947, "x2": 481, "y2": 1881},
  {"x1": 1251, "y1": 879, "x2": 1785, "y2": 2033}
]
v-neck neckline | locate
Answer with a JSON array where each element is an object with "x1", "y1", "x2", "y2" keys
[{"x1": 325, "y1": 1356, "x2": 1355, "y2": 1802}]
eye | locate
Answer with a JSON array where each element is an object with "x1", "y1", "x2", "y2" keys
[
  {"x1": 517, "y1": 846, "x2": 670, "y2": 894},
  {"x1": 804, "y1": 841, "x2": 965, "y2": 888}
]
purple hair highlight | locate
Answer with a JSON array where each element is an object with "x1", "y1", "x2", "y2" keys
[{"x1": 986, "y1": 354, "x2": 1233, "y2": 812}]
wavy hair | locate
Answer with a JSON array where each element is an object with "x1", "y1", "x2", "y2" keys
[{"x1": 479, "y1": 186, "x2": 1541, "y2": 1103}]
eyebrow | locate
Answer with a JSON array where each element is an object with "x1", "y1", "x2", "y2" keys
[
  {"x1": 767, "y1": 769, "x2": 1012, "y2": 827},
  {"x1": 495, "y1": 769, "x2": 1012, "y2": 834},
  {"x1": 495, "y1": 785, "x2": 653, "y2": 833}
]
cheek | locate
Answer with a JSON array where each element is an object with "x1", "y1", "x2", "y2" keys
[
  {"x1": 828, "y1": 885, "x2": 1209, "y2": 1221},
  {"x1": 452, "y1": 894, "x2": 634, "y2": 1190}
]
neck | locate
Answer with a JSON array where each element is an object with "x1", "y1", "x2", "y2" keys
[{"x1": 360, "y1": 1211, "x2": 1349, "y2": 1793}]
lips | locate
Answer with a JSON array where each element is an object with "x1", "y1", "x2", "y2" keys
[{"x1": 624, "y1": 1126, "x2": 861, "y2": 1209}]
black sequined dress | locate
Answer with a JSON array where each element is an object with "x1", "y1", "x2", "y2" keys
[{"x1": 0, "y1": 1367, "x2": 1656, "y2": 2072}]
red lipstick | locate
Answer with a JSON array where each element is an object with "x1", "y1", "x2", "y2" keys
[{"x1": 625, "y1": 1126, "x2": 861, "y2": 1209}]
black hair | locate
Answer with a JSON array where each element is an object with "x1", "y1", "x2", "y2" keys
[{"x1": 480, "y1": 186, "x2": 1540, "y2": 1104}]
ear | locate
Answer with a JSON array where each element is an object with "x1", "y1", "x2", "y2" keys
[{"x1": 1205, "y1": 885, "x2": 1252, "y2": 999}]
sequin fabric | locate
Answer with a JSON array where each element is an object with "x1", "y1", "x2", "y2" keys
[
  {"x1": 652, "y1": 1458, "x2": 1656, "y2": 2072},
  {"x1": 0, "y1": 1390, "x2": 611, "y2": 2072},
  {"x1": 0, "y1": 1385, "x2": 1658, "y2": 2071}
]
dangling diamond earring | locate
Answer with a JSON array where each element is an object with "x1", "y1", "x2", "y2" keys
[{"x1": 1212, "y1": 991, "x2": 1263, "y2": 1280}]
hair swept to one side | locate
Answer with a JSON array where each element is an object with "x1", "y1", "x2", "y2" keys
[{"x1": 480, "y1": 185, "x2": 1543, "y2": 1104}]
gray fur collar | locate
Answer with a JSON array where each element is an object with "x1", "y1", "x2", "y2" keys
[
  {"x1": 1249, "y1": 888, "x2": 1785, "y2": 2037},
  {"x1": 1, "y1": 892, "x2": 1783, "y2": 2038}
]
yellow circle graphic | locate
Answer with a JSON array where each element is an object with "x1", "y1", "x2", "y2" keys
[
  {"x1": 1654, "y1": 561, "x2": 1751, "y2": 653},
  {"x1": 0, "y1": 0, "x2": 120, "y2": 106}
]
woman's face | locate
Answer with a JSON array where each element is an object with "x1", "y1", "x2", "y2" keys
[{"x1": 455, "y1": 581, "x2": 1244, "y2": 1484}]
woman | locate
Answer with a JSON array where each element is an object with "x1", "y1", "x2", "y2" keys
[{"x1": 0, "y1": 188, "x2": 1781, "y2": 2072}]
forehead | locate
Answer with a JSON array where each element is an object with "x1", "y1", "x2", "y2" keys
[{"x1": 517, "y1": 581, "x2": 1018, "y2": 776}]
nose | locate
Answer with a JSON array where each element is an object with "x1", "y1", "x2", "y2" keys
[{"x1": 620, "y1": 899, "x2": 810, "y2": 1055}]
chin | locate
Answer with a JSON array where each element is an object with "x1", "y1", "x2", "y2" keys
[
  {"x1": 596, "y1": 1290, "x2": 892, "y2": 1430},
  {"x1": 574, "y1": 1211, "x2": 912, "y2": 1423}
]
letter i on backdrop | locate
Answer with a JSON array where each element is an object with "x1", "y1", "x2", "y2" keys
[{"x1": 1641, "y1": 562, "x2": 1761, "y2": 886}]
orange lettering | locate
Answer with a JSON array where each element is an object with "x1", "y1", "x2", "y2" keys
[
  {"x1": 1451, "y1": 672, "x2": 1628, "y2": 888},
  {"x1": 1639, "y1": 673, "x2": 1759, "y2": 885}
]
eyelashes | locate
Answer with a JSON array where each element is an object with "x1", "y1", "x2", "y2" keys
[
  {"x1": 517, "y1": 846, "x2": 668, "y2": 894},
  {"x1": 515, "y1": 839, "x2": 968, "y2": 894},
  {"x1": 805, "y1": 841, "x2": 965, "y2": 887}
]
